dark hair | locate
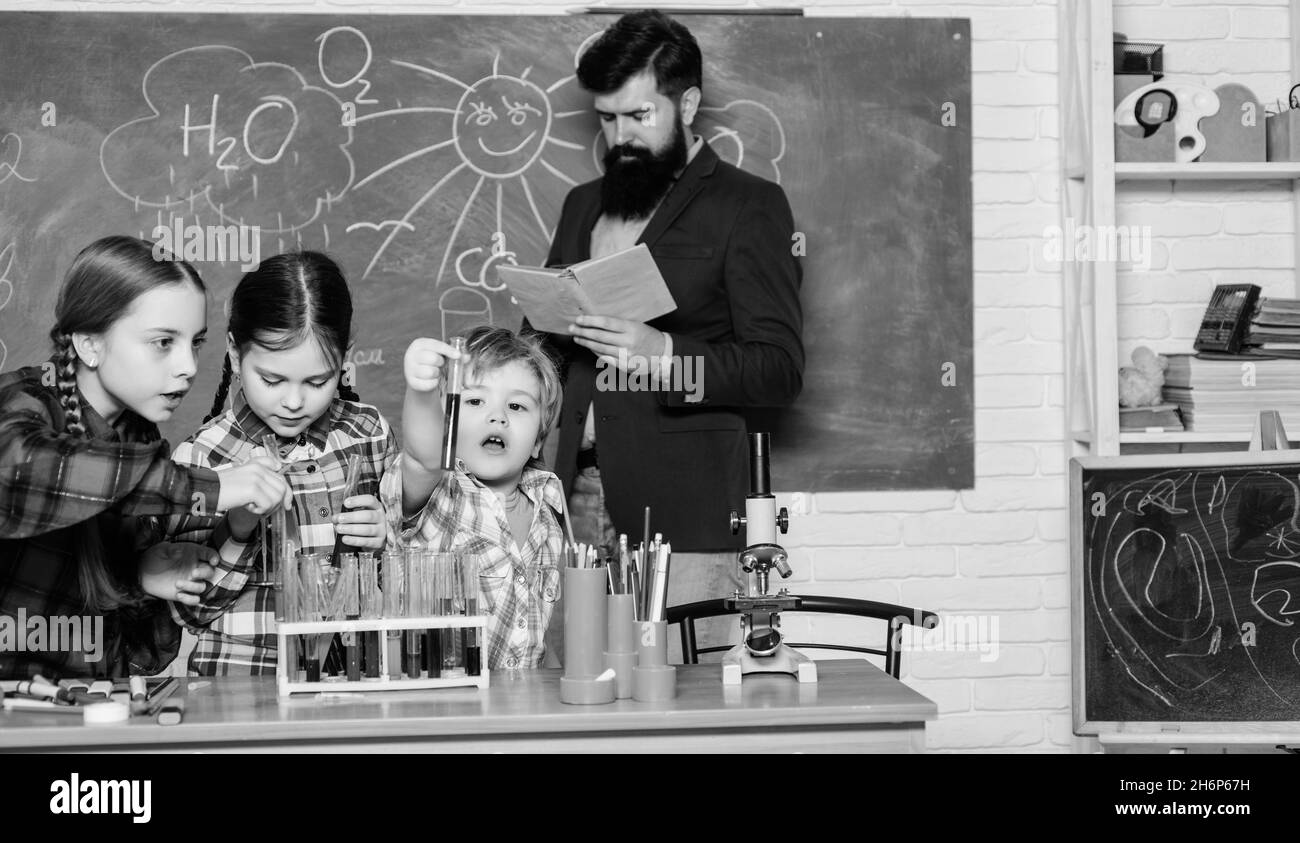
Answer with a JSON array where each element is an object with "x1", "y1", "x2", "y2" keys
[
  {"x1": 576, "y1": 10, "x2": 702, "y2": 100},
  {"x1": 48, "y1": 235, "x2": 205, "y2": 611},
  {"x1": 460, "y1": 326, "x2": 563, "y2": 463},
  {"x1": 207, "y1": 251, "x2": 358, "y2": 422}
]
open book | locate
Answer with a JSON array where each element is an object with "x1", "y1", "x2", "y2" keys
[{"x1": 496, "y1": 243, "x2": 677, "y2": 333}]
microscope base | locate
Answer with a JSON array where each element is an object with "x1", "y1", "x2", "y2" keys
[{"x1": 721, "y1": 643, "x2": 817, "y2": 685}]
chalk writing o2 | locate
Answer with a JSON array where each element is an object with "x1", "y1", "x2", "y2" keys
[{"x1": 316, "y1": 26, "x2": 378, "y2": 106}]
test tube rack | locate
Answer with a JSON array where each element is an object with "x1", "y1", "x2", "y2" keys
[{"x1": 275, "y1": 614, "x2": 490, "y2": 697}]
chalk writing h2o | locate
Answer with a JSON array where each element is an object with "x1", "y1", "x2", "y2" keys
[{"x1": 181, "y1": 94, "x2": 299, "y2": 171}]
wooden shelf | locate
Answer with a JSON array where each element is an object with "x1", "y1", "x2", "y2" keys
[
  {"x1": 1119, "y1": 431, "x2": 1253, "y2": 444},
  {"x1": 1114, "y1": 162, "x2": 1300, "y2": 181},
  {"x1": 1074, "y1": 430, "x2": 1287, "y2": 446}
]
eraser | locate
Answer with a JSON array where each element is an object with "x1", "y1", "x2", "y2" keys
[
  {"x1": 82, "y1": 701, "x2": 130, "y2": 725},
  {"x1": 156, "y1": 700, "x2": 185, "y2": 726}
]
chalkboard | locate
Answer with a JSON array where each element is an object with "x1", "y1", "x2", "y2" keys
[
  {"x1": 0, "y1": 12, "x2": 972, "y2": 493},
  {"x1": 1073, "y1": 452, "x2": 1300, "y2": 734}
]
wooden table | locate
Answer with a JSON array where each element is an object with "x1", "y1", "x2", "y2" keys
[{"x1": 0, "y1": 659, "x2": 936, "y2": 753}]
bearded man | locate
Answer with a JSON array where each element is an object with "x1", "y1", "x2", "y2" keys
[{"x1": 542, "y1": 10, "x2": 804, "y2": 659}]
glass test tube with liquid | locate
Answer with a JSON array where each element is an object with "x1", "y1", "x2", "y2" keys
[
  {"x1": 438, "y1": 553, "x2": 464, "y2": 676},
  {"x1": 381, "y1": 551, "x2": 405, "y2": 679},
  {"x1": 359, "y1": 553, "x2": 382, "y2": 679},
  {"x1": 298, "y1": 553, "x2": 328, "y2": 682},
  {"x1": 461, "y1": 554, "x2": 481, "y2": 677},
  {"x1": 339, "y1": 553, "x2": 361, "y2": 682},
  {"x1": 440, "y1": 337, "x2": 467, "y2": 471},
  {"x1": 404, "y1": 548, "x2": 424, "y2": 678}
]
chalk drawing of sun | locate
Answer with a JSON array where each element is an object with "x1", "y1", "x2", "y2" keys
[{"x1": 348, "y1": 52, "x2": 592, "y2": 287}]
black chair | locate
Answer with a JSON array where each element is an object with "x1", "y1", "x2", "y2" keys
[{"x1": 666, "y1": 595, "x2": 939, "y2": 679}]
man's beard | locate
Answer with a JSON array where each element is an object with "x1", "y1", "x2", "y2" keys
[{"x1": 599, "y1": 117, "x2": 688, "y2": 221}]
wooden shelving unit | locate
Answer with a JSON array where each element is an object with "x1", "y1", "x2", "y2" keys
[{"x1": 1059, "y1": 0, "x2": 1300, "y2": 456}]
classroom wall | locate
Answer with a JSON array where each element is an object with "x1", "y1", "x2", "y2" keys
[{"x1": 2, "y1": 0, "x2": 1218, "y2": 752}]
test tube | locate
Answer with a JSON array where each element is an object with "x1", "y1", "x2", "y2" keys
[
  {"x1": 331, "y1": 454, "x2": 363, "y2": 566},
  {"x1": 340, "y1": 553, "x2": 361, "y2": 682},
  {"x1": 460, "y1": 555, "x2": 481, "y2": 677},
  {"x1": 259, "y1": 433, "x2": 297, "y2": 588},
  {"x1": 404, "y1": 548, "x2": 424, "y2": 678},
  {"x1": 438, "y1": 553, "x2": 464, "y2": 676},
  {"x1": 440, "y1": 336, "x2": 467, "y2": 471},
  {"x1": 278, "y1": 547, "x2": 301, "y2": 678},
  {"x1": 299, "y1": 554, "x2": 326, "y2": 682},
  {"x1": 359, "y1": 553, "x2": 381, "y2": 678},
  {"x1": 423, "y1": 551, "x2": 442, "y2": 678},
  {"x1": 381, "y1": 551, "x2": 405, "y2": 679}
]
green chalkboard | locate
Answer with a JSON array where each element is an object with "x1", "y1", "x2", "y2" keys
[
  {"x1": 0, "y1": 11, "x2": 972, "y2": 492},
  {"x1": 1073, "y1": 451, "x2": 1300, "y2": 735}
]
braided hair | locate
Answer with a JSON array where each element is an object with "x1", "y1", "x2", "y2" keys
[
  {"x1": 48, "y1": 236, "x2": 204, "y2": 611},
  {"x1": 209, "y1": 251, "x2": 359, "y2": 422}
]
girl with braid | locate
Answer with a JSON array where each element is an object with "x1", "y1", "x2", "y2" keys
[
  {"x1": 0, "y1": 236, "x2": 292, "y2": 680},
  {"x1": 168, "y1": 251, "x2": 397, "y2": 675}
]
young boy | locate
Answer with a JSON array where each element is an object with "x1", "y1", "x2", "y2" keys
[{"x1": 381, "y1": 327, "x2": 566, "y2": 670}]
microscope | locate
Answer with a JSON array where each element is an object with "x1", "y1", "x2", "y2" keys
[{"x1": 721, "y1": 432, "x2": 816, "y2": 685}]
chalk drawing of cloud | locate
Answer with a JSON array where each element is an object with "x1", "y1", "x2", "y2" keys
[
  {"x1": 696, "y1": 99, "x2": 787, "y2": 184},
  {"x1": 100, "y1": 45, "x2": 354, "y2": 233}
]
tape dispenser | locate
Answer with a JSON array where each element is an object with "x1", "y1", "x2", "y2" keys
[{"x1": 1116, "y1": 80, "x2": 1221, "y2": 163}]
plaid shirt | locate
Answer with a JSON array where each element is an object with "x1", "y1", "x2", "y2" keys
[
  {"x1": 169, "y1": 389, "x2": 398, "y2": 675},
  {"x1": 0, "y1": 363, "x2": 221, "y2": 679},
  {"x1": 380, "y1": 461, "x2": 565, "y2": 670}
]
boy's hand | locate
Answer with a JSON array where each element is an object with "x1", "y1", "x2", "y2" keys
[
  {"x1": 404, "y1": 337, "x2": 461, "y2": 393},
  {"x1": 139, "y1": 542, "x2": 218, "y2": 605},
  {"x1": 333, "y1": 494, "x2": 388, "y2": 550}
]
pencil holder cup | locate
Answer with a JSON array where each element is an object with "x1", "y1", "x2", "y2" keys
[
  {"x1": 559, "y1": 567, "x2": 615, "y2": 705},
  {"x1": 603, "y1": 593, "x2": 636, "y2": 699},
  {"x1": 632, "y1": 620, "x2": 676, "y2": 702}
]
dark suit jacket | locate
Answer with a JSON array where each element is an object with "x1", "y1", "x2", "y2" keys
[{"x1": 544, "y1": 141, "x2": 804, "y2": 551}]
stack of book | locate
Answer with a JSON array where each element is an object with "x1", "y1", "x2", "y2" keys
[
  {"x1": 1119, "y1": 403, "x2": 1183, "y2": 432},
  {"x1": 1245, "y1": 297, "x2": 1300, "y2": 357},
  {"x1": 1164, "y1": 353, "x2": 1300, "y2": 433}
]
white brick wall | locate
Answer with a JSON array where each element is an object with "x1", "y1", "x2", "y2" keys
[{"x1": 20, "y1": 0, "x2": 1280, "y2": 754}]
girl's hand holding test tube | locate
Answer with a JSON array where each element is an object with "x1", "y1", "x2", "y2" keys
[
  {"x1": 138, "y1": 541, "x2": 220, "y2": 605},
  {"x1": 223, "y1": 453, "x2": 294, "y2": 542},
  {"x1": 332, "y1": 493, "x2": 388, "y2": 550},
  {"x1": 214, "y1": 456, "x2": 294, "y2": 517}
]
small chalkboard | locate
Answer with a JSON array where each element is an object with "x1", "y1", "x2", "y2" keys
[{"x1": 1072, "y1": 451, "x2": 1300, "y2": 738}]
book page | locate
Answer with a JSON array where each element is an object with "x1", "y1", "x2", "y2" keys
[
  {"x1": 496, "y1": 265, "x2": 595, "y2": 333},
  {"x1": 571, "y1": 243, "x2": 677, "y2": 323}
]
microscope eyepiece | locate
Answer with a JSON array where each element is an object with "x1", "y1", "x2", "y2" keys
[{"x1": 749, "y1": 432, "x2": 771, "y2": 497}]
